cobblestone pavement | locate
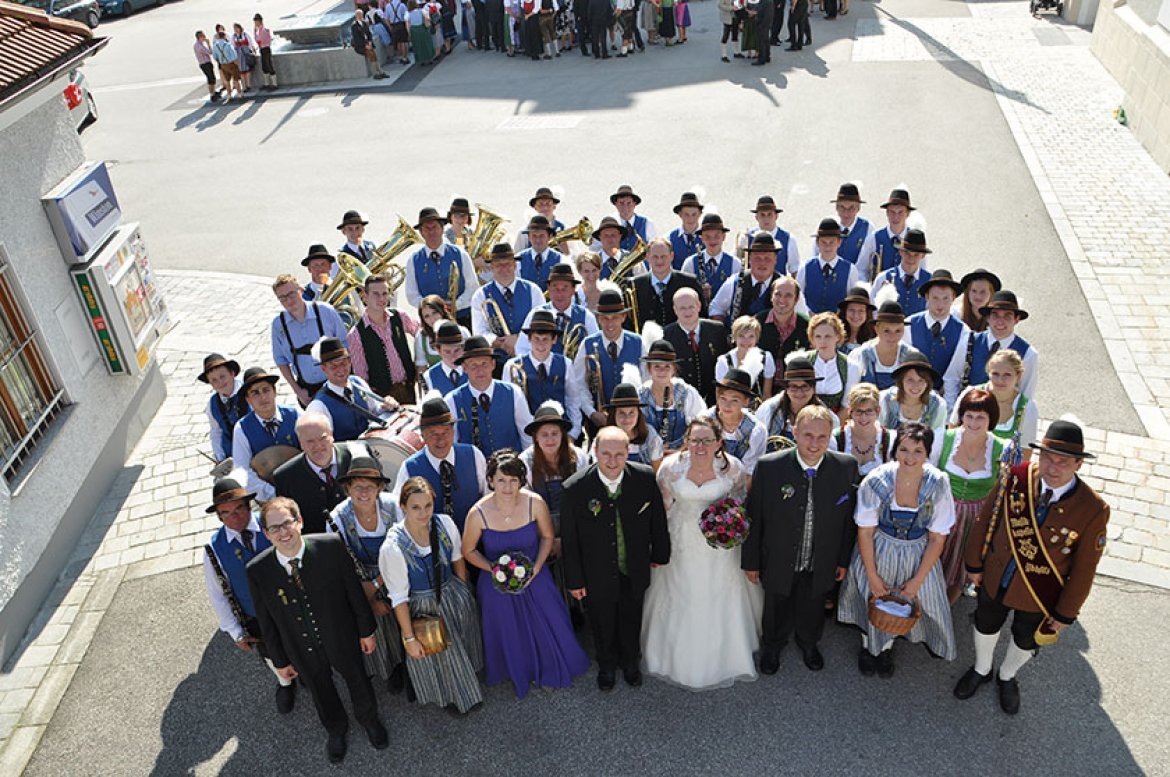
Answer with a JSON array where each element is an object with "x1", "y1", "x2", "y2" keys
[{"x1": 3, "y1": 2, "x2": 1170, "y2": 771}]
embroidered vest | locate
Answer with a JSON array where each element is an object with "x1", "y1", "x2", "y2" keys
[
  {"x1": 839, "y1": 217, "x2": 870, "y2": 265},
  {"x1": 512, "y1": 354, "x2": 568, "y2": 412},
  {"x1": 208, "y1": 392, "x2": 244, "y2": 459},
  {"x1": 583, "y1": 332, "x2": 642, "y2": 403},
  {"x1": 240, "y1": 406, "x2": 300, "y2": 454},
  {"x1": 966, "y1": 332, "x2": 1031, "y2": 388},
  {"x1": 427, "y1": 363, "x2": 467, "y2": 395},
  {"x1": 620, "y1": 214, "x2": 649, "y2": 251},
  {"x1": 909, "y1": 314, "x2": 964, "y2": 390},
  {"x1": 485, "y1": 281, "x2": 536, "y2": 336},
  {"x1": 803, "y1": 258, "x2": 853, "y2": 314},
  {"x1": 451, "y1": 382, "x2": 522, "y2": 455},
  {"x1": 411, "y1": 243, "x2": 466, "y2": 303}
]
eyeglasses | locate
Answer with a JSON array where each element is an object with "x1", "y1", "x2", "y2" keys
[
  {"x1": 786, "y1": 383, "x2": 813, "y2": 393},
  {"x1": 275, "y1": 290, "x2": 300, "y2": 302},
  {"x1": 687, "y1": 437, "x2": 718, "y2": 446},
  {"x1": 264, "y1": 518, "x2": 298, "y2": 535},
  {"x1": 851, "y1": 407, "x2": 877, "y2": 417}
]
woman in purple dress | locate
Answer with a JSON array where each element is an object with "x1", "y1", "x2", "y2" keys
[{"x1": 461, "y1": 450, "x2": 589, "y2": 697}]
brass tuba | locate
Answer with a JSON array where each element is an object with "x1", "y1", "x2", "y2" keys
[
  {"x1": 465, "y1": 204, "x2": 509, "y2": 275},
  {"x1": 609, "y1": 237, "x2": 649, "y2": 286},
  {"x1": 322, "y1": 253, "x2": 372, "y2": 328},
  {"x1": 373, "y1": 216, "x2": 423, "y2": 270},
  {"x1": 550, "y1": 217, "x2": 593, "y2": 246},
  {"x1": 562, "y1": 322, "x2": 586, "y2": 361}
]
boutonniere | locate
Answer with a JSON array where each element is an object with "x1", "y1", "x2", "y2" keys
[
  {"x1": 589, "y1": 499, "x2": 602, "y2": 516},
  {"x1": 781, "y1": 484, "x2": 795, "y2": 500},
  {"x1": 278, "y1": 588, "x2": 288, "y2": 606},
  {"x1": 638, "y1": 501, "x2": 650, "y2": 515}
]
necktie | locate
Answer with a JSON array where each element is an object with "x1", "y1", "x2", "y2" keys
[
  {"x1": 343, "y1": 387, "x2": 353, "y2": 402},
  {"x1": 556, "y1": 312, "x2": 567, "y2": 332},
  {"x1": 240, "y1": 529, "x2": 255, "y2": 554},
  {"x1": 655, "y1": 281, "x2": 665, "y2": 301},
  {"x1": 430, "y1": 250, "x2": 441, "y2": 266},
  {"x1": 1038, "y1": 488, "x2": 1054, "y2": 514},
  {"x1": 689, "y1": 331, "x2": 698, "y2": 353},
  {"x1": 903, "y1": 273, "x2": 913, "y2": 289},
  {"x1": 534, "y1": 253, "x2": 544, "y2": 272},
  {"x1": 263, "y1": 418, "x2": 280, "y2": 437},
  {"x1": 504, "y1": 287, "x2": 514, "y2": 307},
  {"x1": 989, "y1": 341, "x2": 1001, "y2": 357},
  {"x1": 798, "y1": 468, "x2": 816, "y2": 571},
  {"x1": 439, "y1": 459, "x2": 455, "y2": 512},
  {"x1": 538, "y1": 363, "x2": 548, "y2": 382},
  {"x1": 931, "y1": 321, "x2": 942, "y2": 338},
  {"x1": 449, "y1": 369, "x2": 459, "y2": 386},
  {"x1": 822, "y1": 263, "x2": 833, "y2": 279},
  {"x1": 841, "y1": 227, "x2": 850, "y2": 239},
  {"x1": 218, "y1": 395, "x2": 233, "y2": 418},
  {"x1": 322, "y1": 467, "x2": 335, "y2": 488},
  {"x1": 708, "y1": 259, "x2": 718, "y2": 278},
  {"x1": 607, "y1": 256, "x2": 618, "y2": 273},
  {"x1": 288, "y1": 558, "x2": 304, "y2": 590},
  {"x1": 607, "y1": 341, "x2": 618, "y2": 363},
  {"x1": 608, "y1": 484, "x2": 627, "y2": 576},
  {"x1": 478, "y1": 393, "x2": 491, "y2": 414}
]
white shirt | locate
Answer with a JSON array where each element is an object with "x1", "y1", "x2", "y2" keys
[
  {"x1": 857, "y1": 225, "x2": 912, "y2": 281},
  {"x1": 378, "y1": 514, "x2": 463, "y2": 607},
  {"x1": 206, "y1": 377, "x2": 244, "y2": 461},
  {"x1": 305, "y1": 375, "x2": 383, "y2": 428},
  {"x1": 515, "y1": 303, "x2": 599, "y2": 356},
  {"x1": 444, "y1": 380, "x2": 534, "y2": 450},
  {"x1": 902, "y1": 311, "x2": 970, "y2": 408},
  {"x1": 810, "y1": 350, "x2": 861, "y2": 407},
  {"x1": 504, "y1": 352, "x2": 585, "y2": 438},
  {"x1": 569, "y1": 334, "x2": 648, "y2": 417},
  {"x1": 230, "y1": 405, "x2": 302, "y2": 503},
  {"x1": 274, "y1": 540, "x2": 307, "y2": 578},
  {"x1": 424, "y1": 361, "x2": 465, "y2": 393},
  {"x1": 403, "y1": 241, "x2": 478, "y2": 310},
  {"x1": 202, "y1": 517, "x2": 264, "y2": 641},
  {"x1": 470, "y1": 278, "x2": 545, "y2": 340},
  {"x1": 871, "y1": 264, "x2": 929, "y2": 303},
  {"x1": 715, "y1": 348, "x2": 776, "y2": 384},
  {"x1": 680, "y1": 250, "x2": 743, "y2": 280},
  {"x1": 709, "y1": 270, "x2": 769, "y2": 321},
  {"x1": 597, "y1": 468, "x2": 625, "y2": 494},
  {"x1": 793, "y1": 255, "x2": 863, "y2": 317},
  {"x1": 391, "y1": 442, "x2": 489, "y2": 500}
]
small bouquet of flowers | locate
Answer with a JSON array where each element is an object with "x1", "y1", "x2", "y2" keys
[
  {"x1": 490, "y1": 552, "x2": 534, "y2": 594},
  {"x1": 698, "y1": 498, "x2": 750, "y2": 550}
]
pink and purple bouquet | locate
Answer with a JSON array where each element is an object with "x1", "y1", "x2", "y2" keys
[
  {"x1": 698, "y1": 498, "x2": 750, "y2": 550},
  {"x1": 490, "y1": 552, "x2": 534, "y2": 594}
]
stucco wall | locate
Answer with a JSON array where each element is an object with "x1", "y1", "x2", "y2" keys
[{"x1": 0, "y1": 89, "x2": 164, "y2": 662}]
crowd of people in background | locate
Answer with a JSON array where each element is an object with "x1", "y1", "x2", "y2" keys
[{"x1": 193, "y1": 14, "x2": 278, "y2": 102}]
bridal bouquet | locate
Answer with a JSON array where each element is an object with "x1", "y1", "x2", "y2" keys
[
  {"x1": 698, "y1": 498, "x2": 750, "y2": 550},
  {"x1": 490, "y1": 552, "x2": 534, "y2": 595}
]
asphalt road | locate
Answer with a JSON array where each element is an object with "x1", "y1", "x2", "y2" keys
[{"x1": 24, "y1": 564, "x2": 1167, "y2": 775}]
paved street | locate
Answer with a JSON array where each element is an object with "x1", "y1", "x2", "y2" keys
[{"x1": 2, "y1": 0, "x2": 1170, "y2": 772}]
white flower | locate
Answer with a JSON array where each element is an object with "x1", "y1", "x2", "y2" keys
[
  {"x1": 498, "y1": 554, "x2": 512, "y2": 565},
  {"x1": 515, "y1": 567, "x2": 527, "y2": 579},
  {"x1": 494, "y1": 570, "x2": 507, "y2": 582}
]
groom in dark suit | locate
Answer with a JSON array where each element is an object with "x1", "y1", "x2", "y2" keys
[
  {"x1": 743, "y1": 405, "x2": 859, "y2": 674},
  {"x1": 562, "y1": 426, "x2": 670, "y2": 691},
  {"x1": 247, "y1": 497, "x2": 386, "y2": 763}
]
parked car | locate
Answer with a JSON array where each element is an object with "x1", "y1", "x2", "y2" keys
[
  {"x1": 12, "y1": 0, "x2": 101, "y2": 28},
  {"x1": 63, "y1": 69, "x2": 97, "y2": 131},
  {"x1": 98, "y1": 0, "x2": 164, "y2": 17}
]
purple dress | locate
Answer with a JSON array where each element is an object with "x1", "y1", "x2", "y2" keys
[{"x1": 476, "y1": 509, "x2": 589, "y2": 697}]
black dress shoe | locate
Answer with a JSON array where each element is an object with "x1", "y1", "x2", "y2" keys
[
  {"x1": 275, "y1": 682, "x2": 296, "y2": 714},
  {"x1": 387, "y1": 663, "x2": 405, "y2": 694},
  {"x1": 857, "y1": 648, "x2": 877, "y2": 676},
  {"x1": 751, "y1": 60, "x2": 766, "y2": 66},
  {"x1": 785, "y1": 45, "x2": 802, "y2": 51},
  {"x1": 622, "y1": 667, "x2": 643, "y2": 687},
  {"x1": 953, "y1": 667, "x2": 992, "y2": 700},
  {"x1": 363, "y1": 720, "x2": 389, "y2": 750},
  {"x1": 801, "y1": 647, "x2": 824, "y2": 672},
  {"x1": 597, "y1": 669, "x2": 616, "y2": 691},
  {"x1": 759, "y1": 651, "x2": 781, "y2": 675},
  {"x1": 876, "y1": 648, "x2": 895, "y2": 678},
  {"x1": 326, "y1": 731, "x2": 347, "y2": 763},
  {"x1": 997, "y1": 675, "x2": 1021, "y2": 715}
]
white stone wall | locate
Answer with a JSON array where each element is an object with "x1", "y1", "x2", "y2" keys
[
  {"x1": 0, "y1": 91, "x2": 163, "y2": 656},
  {"x1": 1091, "y1": 0, "x2": 1170, "y2": 173}
]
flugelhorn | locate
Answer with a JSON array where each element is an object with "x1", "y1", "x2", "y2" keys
[
  {"x1": 482, "y1": 297, "x2": 511, "y2": 338},
  {"x1": 609, "y1": 237, "x2": 649, "y2": 286},
  {"x1": 562, "y1": 322, "x2": 586, "y2": 360},
  {"x1": 550, "y1": 217, "x2": 593, "y2": 245}
]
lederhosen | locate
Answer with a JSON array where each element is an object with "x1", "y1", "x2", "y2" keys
[{"x1": 281, "y1": 302, "x2": 325, "y2": 400}]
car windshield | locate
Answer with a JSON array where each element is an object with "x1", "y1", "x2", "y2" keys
[{"x1": 13, "y1": 0, "x2": 51, "y2": 9}]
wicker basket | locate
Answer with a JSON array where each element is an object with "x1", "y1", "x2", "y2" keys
[{"x1": 867, "y1": 593, "x2": 921, "y2": 636}]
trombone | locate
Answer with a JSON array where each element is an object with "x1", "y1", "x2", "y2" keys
[
  {"x1": 562, "y1": 322, "x2": 586, "y2": 360},
  {"x1": 482, "y1": 297, "x2": 511, "y2": 338}
]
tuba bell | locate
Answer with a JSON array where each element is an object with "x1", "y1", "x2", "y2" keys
[
  {"x1": 465, "y1": 204, "x2": 509, "y2": 277},
  {"x1": 322, "y1": 253, "x2": 372, "y2": 328},
  {"x1": 373, "y1": 216, "x2": 423, "y2": 268},
  {"x1": 609, "y1": 236, "x2": 649, "y2": 286},
  {"x1": 550, "y1": 217, "x2": 593, "y2": 246}
]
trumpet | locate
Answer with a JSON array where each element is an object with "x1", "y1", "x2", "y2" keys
[
  {"x1": 609, "y1": 237, "x2": 649, "y2": 286},
  {"x1": 508, "y1": 361, "x2": 528, "y2": 400},
  {"x1": 562, "y1": 322, "x2": 586, "y2": 360},
  {"x1": 482, "y1": 297, "x2": 511, "y2": 338},
  {"x1": 550, "y1": 217, "x2": 593, "y2": 245},
  {"x1": 585, "y1": 351, "x2": 603, "y2": 414},
  {"x1": 448, "y1": 262, "x2": 461, "y2": 315},
  {"x1": 622, "y1": 283, "x2": 641, "y2": 334}
]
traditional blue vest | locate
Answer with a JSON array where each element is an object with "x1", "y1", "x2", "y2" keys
[
  {"x1": 239, "y1": 405, "x2": 300, "y2": 454},
  {"x1": 410, "y1": 243, "x2": 466, "y2": 305},
  {"x1": 909, "y1": 314, "x2": 964, "y2": 390},
  {"x1": 582, "y1": 332, "x2": 642, "y2": 404},
  {"x1": 208, "y1": 392, "x2": 244, "y2": 460},
  {"x1": 340, "y1": 240, "x2": 377, "y2": 266},
  {"x1": 640, "y1": 380, "x2": 688, "y2": 449},
  {"x1": 543, "y1": 303, "x2": 590, "y2": 357},
  {"x1": 426, "y1": 362, "x2": 467, "y2": 396},
  {"x1": 450, "y1": 381, "x2": 522, "y2": 455},
  {"x1": 484, "y1": 281, "x2": 537, "y2": 336},
  {"x1": 838, "y1": 217, "x2": 870, "y2": 265},
  {"x1": 668, "y1": 227, "x2": 702, "y2": 270},
  {"x1": 802, "y1": 258, "x2": 853, "y2": 314},
  {"x1": 867, "y1": 227, "x2": 902, "y2": 279},
  {"x1": 619, "y1": 214, "x2": 649, "y2": 251},
  {"x1": 879, "y1": 267, "x2": 928, "y2": 316},
  {"x1": 690, "y1": 251, "x2": 738, "y2": 299},
  {"x1": 858, "y1": 342, "x2": 913, "y2": 391},
  {"x1": 209, "y1": 524, "x2": 271, "y2": 619},
  {"x1": 966, "y1": 332, "x2": 1031, "y2": 387},
  {"x1": 314, "y1": 378, "x2": 377, "y2": 442},
  {"x1": 722, "y1": 413, "x2": 758, "y2": 462},
  {"x1": 395, "y1": 520, "x2": 456, "y2": 593},
  {"x1": 517, "y1": 247, "x2": 563, "y2": 288},
  {"x1": 509, "y1": 354, "x2": 568, "y2": 412},
  {"x1": 403, "y1": 445, "x2": 481, "y2": 531}
]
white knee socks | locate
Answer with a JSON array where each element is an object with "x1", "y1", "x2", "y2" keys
[
  {"x1": 973, "y1": 628, "x2": 999, "y2": 675},
  {"x1": 998, "y1": 641, "x2": 1035, "y2": 680}
]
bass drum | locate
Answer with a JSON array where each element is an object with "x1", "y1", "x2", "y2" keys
[{"x1": 360, "y1": 406, "x2": 424, "y2": 485}]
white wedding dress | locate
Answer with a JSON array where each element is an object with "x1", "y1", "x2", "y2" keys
[{"x1": 641, "y1": 453, "x2": 764, "y2": 690}]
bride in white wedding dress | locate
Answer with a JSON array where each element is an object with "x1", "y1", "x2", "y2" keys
[{"x1": 641, "y1": 417, "x2": 764, "y2": 690}]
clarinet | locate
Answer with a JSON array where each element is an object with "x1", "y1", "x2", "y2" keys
[
  {"x1": 327, "y1": 515, "x2": 390, "y2": 603},
  {"x1": 659, "y1": 382, "x2": 672, "y2": 448},
  {"x1": 870, "y1": 244, "x2": 882, "y2": 284},
  {"x1": 729, "y1": 271, "x2": 746, "y2": 322},
  {"x1": 470, "y1": 394, "x2": 481, "y2": 450},
  {"x1": 959, "y1": 331, "x2": 978, "y2": 391},
  {"x1": 205, "y1": 545, "x2": 249, "y2": 635}
]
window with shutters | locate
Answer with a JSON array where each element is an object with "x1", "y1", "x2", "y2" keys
[{"x1": 0, "y1": 252, "x2": 65, "y2": 481}]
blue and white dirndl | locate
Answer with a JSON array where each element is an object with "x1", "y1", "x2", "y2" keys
[{"x1": 837, "y1": 462, "x2": 957, "y2": 660}]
